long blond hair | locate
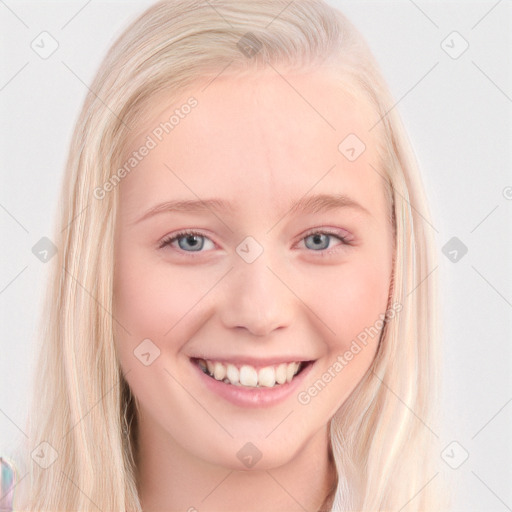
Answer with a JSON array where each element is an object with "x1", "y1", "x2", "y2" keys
[{"x1": 15, "y1": 1, "x2": 447, "y2": 510}]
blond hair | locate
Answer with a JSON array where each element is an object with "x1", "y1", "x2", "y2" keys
[{"x1": 14, "y1": 1, "x2": 448, "y2": 510}]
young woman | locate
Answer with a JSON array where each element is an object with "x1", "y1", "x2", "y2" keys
[{"x1": 10, "y1": 1, "x2": 448, "y2": 510}]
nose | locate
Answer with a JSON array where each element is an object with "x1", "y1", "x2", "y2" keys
[{"x1": 220, "y1": 254, "x2": 294, "y2": 337}]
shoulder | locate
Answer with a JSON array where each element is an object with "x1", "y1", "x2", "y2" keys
[{"x1": 0, "y1": 457, "x2": 16, "y2": 512}]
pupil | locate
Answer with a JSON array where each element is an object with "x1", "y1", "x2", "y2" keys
[
  {"x1": 307, "y1": 233, "x2": 328, "y2": 250},
  {"x1": 179, "y1": 234, "x2": 203, "y2": 251}
]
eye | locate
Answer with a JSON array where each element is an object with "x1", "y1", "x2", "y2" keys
[
  {"x1": 159, "y1": 230, "x2": 215, "y2": 252},
  {"x1": 159, "y1": 228, "x2": 352, "y2": 255},
  {"x1": 299, "y1": 229, "x2": 351, "y2": 253}
]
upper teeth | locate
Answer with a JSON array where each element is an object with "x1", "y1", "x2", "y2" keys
[{"x1": 196, "y1": 359, "x2": 303, "y2": 388}]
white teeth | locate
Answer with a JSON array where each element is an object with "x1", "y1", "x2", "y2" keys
[
  {"x1": 239, "y1": 365, "x2": 258, "y2": 387},
  {"x1": 196, "y1": 358, "x2": 305, "y2": 388},
  {"x1": 226, "y1": 363, "x2": 240, "y2": 385},
  {"x1": 286, "y1": 362, "x2": 299, "y2": 383},
  {"x1": 213, "y1": 362, "x2": 226, "y2": 381},
  {"x1": 258, "y1": 366, "x2": 276, "y2": 387},
  {"x1": 275, "y1": 363, "x2": 287, "y2": 385}
]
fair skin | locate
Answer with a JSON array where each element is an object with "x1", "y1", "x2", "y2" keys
[{"x1": 113, "y1": 67, "x2": 394, "y2": 512}]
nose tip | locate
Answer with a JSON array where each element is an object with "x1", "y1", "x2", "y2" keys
[
  {"x1": 220, "y1": 260, "x2": 293, "y2": 337},
  {"x1": 230, "y1": 291, "x2": 288, "y2": 337}
]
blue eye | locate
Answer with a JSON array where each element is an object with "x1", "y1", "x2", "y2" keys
[
  {"x1": 159, "y1": 229, "x2": 350, "y2": 254},
  {"x1": 303, "y1": 232, "x2": 344, "y2": 251},
  {"x1": 159, "y1": 231, "x2": 215, "y2": 252}
]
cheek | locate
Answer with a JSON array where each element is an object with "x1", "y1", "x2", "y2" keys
[
  {"x1": 295, "y1": 252, "x2": 393, "y2": 415},
  {"x1": 113, "y1": 245, "x2": 221, "y2": 354},
  {"x1": 312, "y1": 250, "x2": 393, "y2": 351},
  {"x1": 114, "y1": 248, "x2": 190, "y2": 343}
]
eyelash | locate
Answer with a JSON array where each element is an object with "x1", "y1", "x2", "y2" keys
[{"x1": 158, "y1": 228, "x2": 352, "y2": 256}]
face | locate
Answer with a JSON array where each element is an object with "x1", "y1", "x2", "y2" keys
[{"x1": 113, "y1": 67, "x2": 394, "y2": 470}]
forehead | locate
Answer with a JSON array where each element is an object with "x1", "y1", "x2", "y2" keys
[{"x1": 118, "y1": 68, "x2": 386, "y2": 222}]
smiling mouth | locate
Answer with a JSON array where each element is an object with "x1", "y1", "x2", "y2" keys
[{"x1": 191, "y1": 357, "x2": 314, "y2": 388}]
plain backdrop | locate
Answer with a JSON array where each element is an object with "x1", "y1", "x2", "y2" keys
[{"x1": 1, "y1": 1, "x2": 511, "y2": 510}]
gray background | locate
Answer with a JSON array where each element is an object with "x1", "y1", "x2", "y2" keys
[{"x1": 1, "y1": 1, "x2": 511, "y2": 510}]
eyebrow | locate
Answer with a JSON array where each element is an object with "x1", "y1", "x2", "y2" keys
[{"x1": 134, "y1": 193, "x2": 371, "y2": 224}]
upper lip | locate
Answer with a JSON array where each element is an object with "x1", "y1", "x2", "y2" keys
[{"x1": 190, "y1": 355, "x2": 315, "y2": 368}]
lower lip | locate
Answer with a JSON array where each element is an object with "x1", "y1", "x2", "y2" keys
[{"x1": 191, "y1": 359, "x2": 315, "y2": 408}]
